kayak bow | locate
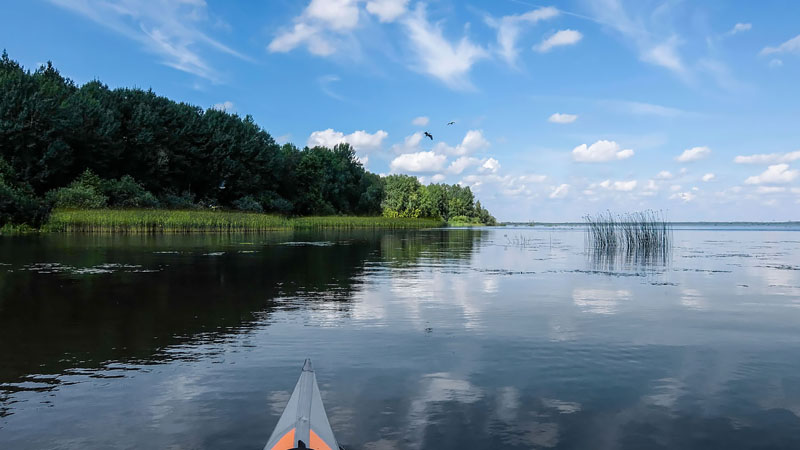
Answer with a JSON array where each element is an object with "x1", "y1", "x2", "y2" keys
[{"x1": 264, "y1": 359, "x2": 341, "y2": 450}]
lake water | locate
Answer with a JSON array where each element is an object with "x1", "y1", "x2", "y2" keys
[{"x1": 1, "y1": 226, "x2": 800, "y2": 449}]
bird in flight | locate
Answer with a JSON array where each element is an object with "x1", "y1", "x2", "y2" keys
[
  {"x1": 447, "y1": 121, "x2": 455, "y2": 125},
  {"x1": 424, "y1": 131, "x2": 433, "y2": 140}
]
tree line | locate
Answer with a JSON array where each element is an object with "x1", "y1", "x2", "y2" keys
[{"x1": 0, "y1": 52, "x2": 495, "y2": 228}]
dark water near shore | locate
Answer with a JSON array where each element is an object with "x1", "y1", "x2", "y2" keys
[{"x1": 2, "y1": 226, "x2": 800, "y2": 449}]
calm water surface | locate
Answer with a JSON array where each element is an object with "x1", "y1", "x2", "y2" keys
[{"x1": 1, "y1": 226, "x2": 800, "y2": 449}]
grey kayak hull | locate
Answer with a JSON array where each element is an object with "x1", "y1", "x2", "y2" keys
[{"x1": 264, "y1": 359, "x2": 339, "y2": 450}]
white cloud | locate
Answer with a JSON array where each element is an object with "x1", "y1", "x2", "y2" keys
[
  {"x1": 268, "y1": 22, "x2": 335, "y2": 56},
  {"x1": 548, "y1": 113, "x2": 578, "y2": 124},
  {"x1": 609, "y1": 100, "x2": 689, "y2": 118},
  {"x1": 455, "y1": 130, "x2": 490, "y2": 155},
  {"x1": 390, "y1": 151, "x2": 447, "y2": 173},
  {"x1": 726, "y1": 23, "x2": 752, "y2": 36},
  {"x1": 761, "y1": 34, "x2": 800, "y2": 56},
  {"x1": 480, "y1": 158, "x2": 500, "y2": 173},
  {"x1": 586, "y1": 0, "x2": 686, "y2": 76},
  {"x1": 549, "y1": 184, "x2": 570, "y2": 199},
  {"x1": 769, "y1": 59, "x2": 784, "y2": 68},
  {"x1": 744, "y1": 164, "x2": 799, "y2": 185},
  {"x1": 50, "y1": 0, "x2": 248, "y2": 81},
  {"x1": 460, "y1": 173, "x2": 546, "y2": 196},
  {"x1": 756, "y1": 186, "x2": 786, "y2": 194},
  {"x1": 572, "y1": 140, "x2": 634, "y2": 163},
  {"x1": 702, "y1": 173, "x2": 715, "y2": 182},
  {"x1": 212, "y1": 101, "x2": 234, "y2": 112},
  {"x1": 356, "y1": 154, "x2": 369, "y2": 167},
  {"x1": 268, "y1": 0, "x2": 362, "y2": 56},
  {"x1": 535, "y1": 29, "x2": 583, "y2": 53},
  {"x1": 366, "y1": 0, "x2": 408, "y2": 23},
  {"x1": 486, "y1": 7, "x2": 559, "y2": 66},
  {"x1": 593, "y1": 179, "x2": 637, "y2": 192},
  {"x1": 642, "y1": 36, "x2": 685, "y2": 73},
  {"x1": 734, "y1": 150, "x2": 800, "y2": 164},
  {"x1": 447, "y1": 156, "x2": 481, "y2": 175},
  {"x1": 318, "y1": 74, "x2": 344, "y2": 100},
  {"x1": 431, "y1": 173, "x2": 446, "y2": 183},
  {"x1": 676, "y1": 146, "x2": 711, "y2": 163},
  {"x1": 434, "y1": 130, "x2": 490, "y2": 156},
  {"x1": 391, "y1": 132, "x2": 425, "y2": 153},
  {"x1": 412, "y1": 116, "x2": 430, "y2": 126},
  {"x1": 656, "y1": 170, "x2": 673, "y2": 180},
  {"x1": 307, "y1": 128, "x2": 388, "y2": 151},
  {"x1": 306, "y1": 0, "x2": 360, "y2": 30},
  {"x1": 670, "y1": 191, "x2": 696, "y2": 202},
  {"x1": 403, "y1": 3, "x2": 488, "y2": 89}
]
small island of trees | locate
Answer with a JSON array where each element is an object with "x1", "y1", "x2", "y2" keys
[{"x1": 0, "y1": 52, "x2": 495, "y2": 231}]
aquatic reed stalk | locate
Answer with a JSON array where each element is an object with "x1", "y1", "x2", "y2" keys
[
  {"x1": 584, "y1": 210, "x2": 672, "y2": 256},
  {"x1": 44, "y1": 209, "x2": 445, "y2": 232}
]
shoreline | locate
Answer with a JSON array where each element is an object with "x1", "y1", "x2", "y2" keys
[{"x1": 5, "y1": 209, "x2": 448, "y2": 234}]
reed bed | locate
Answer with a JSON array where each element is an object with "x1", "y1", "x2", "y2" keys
[
  {"x1": 45, "y1": 209, "x2": 444, "y2": 232},
  {"x1": 584, "y1": 210, "x2": 672, "y2": 255}
]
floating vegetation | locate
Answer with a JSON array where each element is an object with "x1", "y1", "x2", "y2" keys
[
  {"x1": 584, "y1": 210, "x2": 672, "y2": 269},
  {"x1": 503, "y1": 233, "x2": 538, "y2": 248}
]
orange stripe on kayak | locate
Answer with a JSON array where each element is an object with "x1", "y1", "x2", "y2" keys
[
  {"x1": 270, "y1": 428, "x2": 295, "y2": 450},
  {"x1": 309, "y1": 429, "x2": 333, "y2": 450}
]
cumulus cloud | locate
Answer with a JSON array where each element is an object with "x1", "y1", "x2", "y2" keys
[
  {"x1": 761, "y1": 34, "x2": 800, "y2": 56},
  {"x1": 391, "y1": 132, "x2": 425, "y2": 154},
  {"x1": 365, "y1": 0, "x2": 408, "y2": 23},
  {"x1": 744, "y1": 164, "x2": 799, "y2": 185},
  {"x1": 307, "y1": 128, "x2": 388, "y2": 151},
  {"x1": 535, "y1": 29, "x2": 583, "y2": 53},
  {"x1": 670, "y1": 191, "x2": 696, "y2": 202},
  {"x1": 390, "y1": 151, "x2": 447, "y2": 173},
  {"x1": 702, "y1": 173, "x2": 715, "y2": 182},
  {"x1": 592, "y1": 179, "x2": 638, "y2": 192},
  {"x1": 549, "y1": 184, "x2": 570, "y2": 199},
  {"x1": 676, "y1": 146, "x2": 711, "y2": 162},
  {"x1": 460, "y1": 173, "x2": 546, "y2": 196},
  {"x1": 548, "y1": 113, "x2": 578, "y2": 124},
  {"x1": 480, "y1": 158, "x2": 500, "y2": 173},
  {"x1": 655, "y1": 170, "x2": 673, "y2": 180},
  {"x1": 212, "y1": 101, "x2": 234, "y2": 112},
  {"x1": 734, "y1": 150, "x2": 800, "y2": 164},
  {"x1": 455, "y1": 130, "x2": 490, "y2": 155},
  {"x1": 434, "y1": 130, "x2": 490, "y2": 156},
  {"x1": 756, "y1": 186, "x2": 786, "y2": 194},
  {"x1": 412, "y1": 116, "x2": 430, "y2": 126},
  {"x1": 572, "y1": 140, "x2": 634, "y2": 163},
  {"x1": 403, "y1": 3, "x2": 488, "y2": 88},
  {"x1": 447, "y1": 156, "x2": 481, "y2": 175},
  {"x1": 485, "y1": 7, "x2": 559, "y2": 66}
]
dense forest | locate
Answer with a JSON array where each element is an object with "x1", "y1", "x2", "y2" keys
[{"x1": 0, "y1": 52, "x2": 495, "y2": 228}]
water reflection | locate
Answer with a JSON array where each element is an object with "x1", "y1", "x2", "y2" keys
[{"x1": 2, "y1": 227, "x2": 800, "y2": 449}]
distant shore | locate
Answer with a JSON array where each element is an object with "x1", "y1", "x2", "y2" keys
[{"x1": 27, "y1": 209, "x2": 446, "y2": 233}]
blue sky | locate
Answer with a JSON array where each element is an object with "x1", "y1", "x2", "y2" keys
[{"x1": 3, "y1": 0, "x2": 800, "y2": 221}]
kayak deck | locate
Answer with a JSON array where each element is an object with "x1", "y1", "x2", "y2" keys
[{"x1": 264, "y1": 359, "x2": 340, "y2": 450}]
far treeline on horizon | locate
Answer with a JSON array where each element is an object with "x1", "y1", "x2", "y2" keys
[{"x1": 0, "y1": 52, "x2": 495, "y2": 230}]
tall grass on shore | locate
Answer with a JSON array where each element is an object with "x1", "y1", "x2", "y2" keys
[
  {"x1": 584, "y1": 210, "x2": 672, "y2": 265},
  {"x1": 44, "y1": 209, "x2": 444, "y2": 232}
]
